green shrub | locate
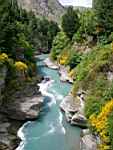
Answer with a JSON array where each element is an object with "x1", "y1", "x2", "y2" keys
[
  {"x1": 61, "y1": 7, "x2": 79, "y2": 39},
  {"x1": 72, "y1": 31, "x2": 84, "y2": 43},
  {"x1": 72, "y1": 43, "x2": 113, "y2": 117},
  {"x1": 50, "y1": 32, "x2": 70, "y2": 60},
  {"x1": 66, "y1": 53, "x2": 82, "y2": 70},
  {"x1": 108, "y1": 111, "x2": 113, "y2": 149},
  {"x1": 75, "y1": 44, "x2": 112, "y2": 82}
]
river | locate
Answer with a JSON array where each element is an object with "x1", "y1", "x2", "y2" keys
[{"x1": 17, "y1": 55, "x2": 81, "y2": 150}]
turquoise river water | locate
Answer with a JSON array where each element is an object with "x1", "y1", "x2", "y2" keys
[{"x1": 17, "y1": 55, "x2": 81, "y2": 150}]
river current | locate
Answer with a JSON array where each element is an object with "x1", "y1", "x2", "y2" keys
[{"x1": 17, "y1": 55, "x2": 81, "y2": 150}]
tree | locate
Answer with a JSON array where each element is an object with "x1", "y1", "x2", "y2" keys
[
  {"x1": 79, "y1": 10, "x2": 97, "y2": 35},
  {"x1": 0, "y1": 0, "x2": 59, "y2": 58},
  {"x1": 50, "y1": 32, "x2": 69, "y2": 60},
  {"x1": 47, "y1": 21, "x2": 60, "y2": 49},
  {"x1": 61, "y1": 6, "x2": 79, "y2": 39},
  {"x1": 93, "y1": 0, "x2": 113, "y2": 32}
]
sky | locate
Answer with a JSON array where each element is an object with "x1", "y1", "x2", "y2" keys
[{"x1": 59, "y1": 0, "x2": 92, "y2": 8}]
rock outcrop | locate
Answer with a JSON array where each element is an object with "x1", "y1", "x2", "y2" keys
[
  {"x1": 0, "y1": 114, "x2": 21, "y2": 150},
  {"x1": 60, "y1": 92, "x2": 87, "y2": 128},
  {"x1": 80, "y1": 129, "x2": 97, "y2": 150},
  {"x1": 44, "y1": 58, "x2": 59, "y2": 69},
  {"x1": 1, "y1": 95, "x2": 43, "y2": 121},
  {"x1": 0, "y1": 64, "x2": 43, "y2": 149},
  {"x1": 18, "y1": 0, "x2": 65, "y2": 22},
  {"x1": 59, "y1": 66, "x2": 73, "y2": 83},
  {"x1": 44, "y1": 58, "x2": 73, "y2": 83}
]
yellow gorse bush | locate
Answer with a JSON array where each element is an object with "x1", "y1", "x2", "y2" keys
[
  {"x1": 59, "y1": 54, "x2": 69, "y2": 65},
  {"x1": 15, "y1": 61, "x2": 28, "y2": 71},
  {"x1": 89, "y1": 100, "x2": 113, "y2": 150},
  {"x1": 0, "y1": 53, "x2": 8, "y2": 62},
  {"x1": 68, "y1": 69, "x2": 75, "y2": 78}
]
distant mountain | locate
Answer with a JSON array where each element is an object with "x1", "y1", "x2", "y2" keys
[{"x1": 18, "y1": 0, "x2": 65, "y2": 22}]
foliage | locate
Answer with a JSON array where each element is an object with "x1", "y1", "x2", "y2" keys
[
  {"x1": 108, "y1": 111, "x2": 113, "y2": 149},
  {"x1": 0, "y1": 53, "x2": 8, "y2": 63},
  {"x1": 70, "y1": 43, "x2": 113, "y2": 149},
  {"x1": 0, "y1": 0, "x2": 59, "y2": 59},
  {"x1": 15, "y1": 61, "x2": 28, "y2": 71},
  {"x1": 93, "y1": 0, "x2": 113, "y2": 32},
  {"x1": 75, "y1": 44, "x2": 112, "y2": 82},
  {"x1": 79, "y1": 9, "x2": 97, "y2": 35},
  {"x1": 66, "y1": 53, "x2": 82, "y2": 70},
  {"x1": 72, "y1": 9, "x2": 97, "y2": 44},
  {"x1": 61, "y1": 7, "x2": 79, "y2": 39},
  {"x1": 89, "y1": 99, "x2": 113, "y2": 149},
  {"x1": 72, "y1": 31, "x2": 84, "y2": 43},
  {"x1": 50, "y1": 32, "x2": 70, "y2": 60}
]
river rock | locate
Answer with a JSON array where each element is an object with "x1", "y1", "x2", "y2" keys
[
  {"x1": 65, "y1": 111, "x2": 73, "y2": 122},
  {"x1": 1, "y1": 95, "x2": 43, "y2": 121},
  {"x1": 59, "y1": 66, "x2": 73, "y2": 83},
  {"x1": 71, "y1": 113, "x2": 87, "y2": 128},
  {"x1": 44, "y1": 58, "x2": 59, "y2": 69},
  {"x1": 80, "y1": 133, "x2": 97, "y2": 150},
  {"x1": 0, "y1": 114, "x2": 21, "y2": 150},
  {"x1": 107, "y1": 71, "x2": 113, "y2": 81},
  {"x1": 60, "y1": 91, "x2": 88, "y2": 128},
  {"x1": 60, "y1": 94, "x2": 79, "y2": 113}
]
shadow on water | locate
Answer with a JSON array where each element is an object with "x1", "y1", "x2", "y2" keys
[{"x1": 38, "y1": 96, "x2": 51, "y2": 122}]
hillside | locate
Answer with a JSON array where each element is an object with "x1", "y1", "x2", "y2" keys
[{"x1": 18, "y1": 0, "x2": 65, "y2": 22}]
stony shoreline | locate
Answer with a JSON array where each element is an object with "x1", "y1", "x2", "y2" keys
[
  {"x1": 44, "y1": 58, "x2": 73, "y2": 83},
  {"x1": 0, "y1": 65, "x2": 44, "y2": 150},
  {"x1": 0, "y1": 92, "x2": 44, "y2": 150}
]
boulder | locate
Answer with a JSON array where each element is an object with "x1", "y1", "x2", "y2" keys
[
  {"x1": 1, "y1": 96, "x2": 43, "y2": 121},
  {"x1": 65, "y1": 111, "x2": 73, "y2": 123},
  {"x1": 107, "y1": 71, "x2": 113, "y2": 81},
  {"x1": 59, "y1": 66, "x2": 73, "y2": 83},
  {"x1": 60, "y1": 92, "x2": 88, "y2": 128},
  {"x1": 81, "y1": 133, "x2": 97, "y2": 150},
  {"x1": 0, "y1": 114, "x2": 21, "y2": 150},
  {"x1": 60, "y1": 94, "x2": 79, "y2": 113},
  {"x1": 44, "y1": 58, "x2": 59, "y2": 69},
  {"x1": 71, "y1": 113, "x2": 87, "y2": 128}
]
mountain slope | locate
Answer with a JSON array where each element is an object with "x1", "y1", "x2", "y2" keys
[{"x1": 18, "y1": 0, "x2": 65, "y2": 22}]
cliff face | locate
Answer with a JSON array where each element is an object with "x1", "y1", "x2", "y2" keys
[{"x1": 18, "y1": 0, "x2": 65, "y2": 22}]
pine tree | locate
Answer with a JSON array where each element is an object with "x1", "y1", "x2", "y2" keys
[
  {"x1": 93, "y1": 0, "x2": 113, "y2": 32},
  {"x1": 61, "y1": 7, "x2": 79, "y2": 39}
]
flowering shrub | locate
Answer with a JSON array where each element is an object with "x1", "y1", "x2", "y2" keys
[
  {"x1": 59, "y1": 55, "x2": 68, "y2": 65},
  {"x1": 68, "y1": 69, "x2": 75, "y2": 78},
  {"x1": 89, "y1": 100, "x2": 113, "y2": 150},
  {"x1": 0, "y1": 53, "x2": 8, "y2": 63},
  {"x1": 15, "y1": 61, "x2": 28, "y2": 71}
]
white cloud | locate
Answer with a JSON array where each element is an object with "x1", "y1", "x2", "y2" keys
[{"x1": 59, "y1": 0, "x2": 92, "y2": 8}]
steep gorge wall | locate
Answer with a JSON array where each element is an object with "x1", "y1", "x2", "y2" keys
[{"x1": 18, "y1": 0, "x2": 65, "y2": 22}]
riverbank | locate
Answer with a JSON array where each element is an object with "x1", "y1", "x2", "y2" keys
[
  {"x1": 44, "y1": 58, "x2": 73, "y2": 83},
  {"x1": 44, "y1": 58, "x2": 86, "y2": 127},
  {"x1": 0, "y1": 74, "x2": 44, "y2": 150}
]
